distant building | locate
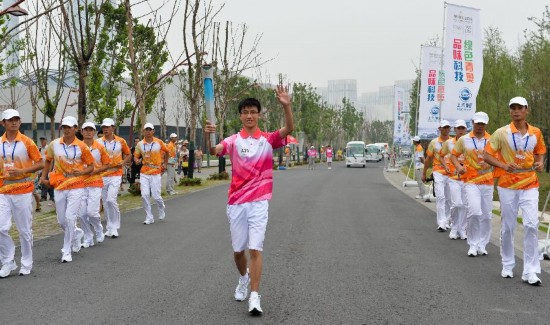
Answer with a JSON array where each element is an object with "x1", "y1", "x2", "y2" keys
[
  {"x1": 357, "y1": 79, "x2": 415, "y2": 122},
  {"x1": 327, "y1": 79, "x2": 357, "y2": 107}
]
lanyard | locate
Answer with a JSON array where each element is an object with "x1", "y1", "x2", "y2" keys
[
  {"x1": 472, "y1": 137, "x2": 486, "y2": 150},
  {"x1": 62, "y1": 143, "x2": 77, "y2": 160},
  {"x1": 2, "y1": 141, "x2": 17, "y2": 161},
  {"x1": 512, "y1": 133, "x2": 529, "y2": 152},
  {"x1": 143, "y1": 142, "x2": 154, "y2": 154},
  {"x1": 103, "y1": 140, "x2": 117, "y2": 153}
]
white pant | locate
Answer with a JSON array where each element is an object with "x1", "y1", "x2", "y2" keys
[
  {"x1": 433, "y1": 172, "x2": 451, "y2": 228},
  {"x1": 102, "y1": 176, "x2": 122, "y2": 232},
  {"x1": 415, "y1": 169, "x2": 425, "y2": 196},
  {"x1": 497, "y1": 186, "x2": 540, "y2": 275},
  {"x1": 55, "y1": 188, "x2": 84, "y2": 255},
  {"x1": 448, "y1": 178, "x2": 467, "y2": 237},
  {"x1": 166, "y1": 164, "x2": 176, "y2": 192},
  {"x1": 79, "y1": 187, "x2": 103, "y2": 244},
  {"x1": 464, "y1": 183, "x2": 493, "y2": 250},
  {"x1": 0, "y1": 193, "x2": 33, "y2": 268},
  {"x1": 141, "y1": 174, "x2": 165, "y2": 223},
  {"x1": 226, "y1": 200, "x2": 269, "y2": 252}
]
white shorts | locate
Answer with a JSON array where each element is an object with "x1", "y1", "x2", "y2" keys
[
  {"x1": 226, "y1": 200, "x2": 269, "y2": 252},
  {"x1": 327, "y1": 157, "x2": 333, "y2": 163}
]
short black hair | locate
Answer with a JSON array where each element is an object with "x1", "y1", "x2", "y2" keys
[
  {"x1": 39, "y1": 137, "x2": 46, "y2": 140},
  {"x1": 238, "y1": 98, "x2": 261, "y2": 114}
]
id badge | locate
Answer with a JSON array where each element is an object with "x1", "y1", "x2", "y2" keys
[{"x1": 144, "y1": 152, "x2": 151, "y2": 159}]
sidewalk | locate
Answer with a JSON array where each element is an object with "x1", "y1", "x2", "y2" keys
[{"x1": 383, "y1": 166, "x2": 550, "y2": 274}]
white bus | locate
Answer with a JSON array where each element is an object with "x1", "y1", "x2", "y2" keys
[
  {"x1": 365, "y1": 144, "x2": 382, "y2": 162},
  {"x1": 346, "y1": 141, "x2": 367, "y2": 168}
]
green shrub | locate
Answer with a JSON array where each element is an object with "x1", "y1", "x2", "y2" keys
[
  {"x1": 179, "y1": 177, "x2": 203, "y2": 186},
  {"x1": 207, "y1": 171, "x2": 230, "y2": 180}
]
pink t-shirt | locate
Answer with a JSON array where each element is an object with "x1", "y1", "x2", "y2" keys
[
  {"x1": 325, "y1": 148, "x2": 333, "y2": 158},
  {"x1": 219, "y1": 128, "x2": 286, "y2": 205},
  {"x1": 307, "y1": 149, "x2": 317, "y2": 157}
]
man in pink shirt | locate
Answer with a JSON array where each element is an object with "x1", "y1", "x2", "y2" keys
[
  {"x1": 205, "y1": 84, "x2": 294, "y2": 316},
  {"x1": 307, "y1": 146, "x2": 317, "y2": 170}
]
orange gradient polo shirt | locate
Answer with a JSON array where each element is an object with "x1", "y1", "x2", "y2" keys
[
  {"x1": 98, "y1": 135, "x2": 130, "y2": 177},
  {"x1": 426, "y1": 137, "x2": 449, "y2": 175},
  {"x1": 451, "y1": 131, "x2": 493, "y2": 185},
  {"x1": 84, "y1": 141, "x2": 111, "y2": 187},
  {"x1": 134, "y1": 137, "x2": 169, "y2": 175},
  {"x1": 0, "y1": 131, "x2": 42, "y2": 194},
  {"x1": 46, "y1": 137, "x2": 94, "y2": 190},
  {"x1": 485, "y1": 123, "x2": 546, "y2": 190}
]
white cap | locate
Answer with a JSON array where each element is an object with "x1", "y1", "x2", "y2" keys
[
  {"x1": 509, "y1": 96, "x2": 528, "y2": 107},
  {"x1": 61, "y1": 116, "x2": 78, "y2": 127},
  {"x1": 472, "y1": 111, "x2": 489, "y2": 124},
  {"x1": 412, "y1": 136, "x2": 420, "y2": 142},
  {"x1": 310, "y1": 146, "x2": 315, "y2": 149},
  {"x1": 169, "y1": 133, "x2": 177, "y2": 138},
  {"x1": 439, "y1": 120, "x2": 451, "y2": 127},
  {"x1": 143, "y1": 122, "x2": 154, "y2": 130},
  {"x1": 101, "y1": 118, "x2": 115, "y2": 127},
  {"x1": 81, "y1": 122, "x2": 96, "y2": 130},
  {"x1": 2, "y1": 109, "x2": 20, "y2": 120},
  {"x1": 454, "y1": 119, "x2": 467, "y2": 128}
]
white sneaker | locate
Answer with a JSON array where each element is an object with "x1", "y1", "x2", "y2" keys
[
  {"x1": 159, "y1": 212, "x2": 166, "y2": 221},
  {"x1": 61, "y1": 253, "x2": 72, "y2": 263},
  {"x1": 72, "y1": 228, "x2": 84, "y2": 253},
  {"x1": 111, "y1": 229, "x2": 119, "y2": 238},
  {"x1": 143, "y1": 219, "x2": 154, "y2": 225},
  {"x1": 449, "y1": 230, "x2": 459, "y2": 240},
  {"x1": 522, "y1": 273, "x2": 542, "y2": 286},
  {"x1": 415, "y1": 195, "x2": 422, "y2": 199},
  {"x1": 81, "y1": 242, "x2": 91, "y2": 248},
  {"x1": 0, "y1": 260, "x2": 17, "y2": 278},
  {"x1": 19, "y1": 266, "x2": 32, "y2": 276},
  {"x1": 104, "y1": 229, "x2": 113, "y2": 238},
  {"x1": 460, "y1": 234, "x2": 467, "y2": 240},
  {"x1": 477, "y1": 247, "x2": 488, "y2": 256},
  {"x1": 467, "y1": 247, "x2": 478, "y2": 257},
  {"x1": 234, "y1": 273, "x2": 250, "y2": 301},
  {"x1": 248, "y1": 294, "x2": 263, "y2": 315},
  {"x1": 501, "y1": 268, "x2": 513, "y2": 278},
  {"x1": 96, "y1": 232, "x2": 105, "y2": 243}
]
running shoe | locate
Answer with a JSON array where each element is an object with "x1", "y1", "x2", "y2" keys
[
  {"x1": 234, "y1": 272, "x2": 250, "y2": 301},
  {"x1": 61, "y1": 253, "x2": 72, "y2": 263},
  {"x1": 248, "y1": 294, "x2": 263, "y2": 315},
  {"x1": 0, "y1": 260, "x2": 17, "y2": 278},
  {"x1": 19, "y1": 266, "x2": 32, "y2": 276},
  {"x1": 501, "y1": 268, "x2": 513, "y2": 278},
  {"x1": 522, "y1": 273, "x2": 542, "y2": 286},
  {"x1": 72, "y1": 228, "x2": 84, "y2": 253},
  {"x1": 467, "y1": 247, "x2": 478, "y2": 257}
]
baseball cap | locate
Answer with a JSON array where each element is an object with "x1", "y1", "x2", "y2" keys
[
  {"x1": 61, "y1": 116, "x2": 78, "y2": 127},
  {"x1": 454, "y1": 119, "x2": 467, "y2": 128},
  {"x1": 81, "y1": 122, "x2": 96, "y2": 130},
  {"x1": 170, "y1": 133, "x2": 177, "y2": 138},
  {"x1": 101, "y1": 118, "x2": 115, "y2": 127},
  {"x1": 472, "y1": 112, "x2": 489, "y2": 124},
  {"x1": 439, "y1": 120, "x2": 451, "y2": 128},
  {"x1": 310, "y1": 146, "x2": 315, "y2": 149},
  {"x1": 509, "y1": 96, "x2": 528, "y2": 107},
  {"x1": 412, "y1": 136, "x2": 420, "y2": 142},
  {"x1": 2, "y1": 109, "x2": 20, "y2": 120},
  {"x1": 143, "y1": 122, "x2": 154, "y2": 130}
]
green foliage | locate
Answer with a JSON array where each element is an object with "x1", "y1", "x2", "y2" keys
[
  {"x1": 178, "y1": 177, "x2": 202, "y2": 186},
  {"x1": 365, "y1": 120, "x2": 394, "y2": 144},
  {"x1": 207, "y1": 171, "x2": 230, "y2": 180},
  {"x1": 88, "y1": 1, "x2": 128, "y2": 123},
  {"x1": 341, "y1": 97, "x2": 364, "y2": 141}
]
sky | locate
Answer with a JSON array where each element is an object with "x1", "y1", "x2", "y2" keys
[{"x1": 198, "y1": 0, "x2": 549, "y2": 95}]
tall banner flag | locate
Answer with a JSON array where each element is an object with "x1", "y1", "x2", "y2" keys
[
  {"x1": 418, "y1": 46, "x2": 443, "y2": 139},
  {"x1": 393, "y1": 86, "x2": 411, "y2": 146},
  {"x1": 442, "y1": 3, "x2": 483, "y2": 128}
]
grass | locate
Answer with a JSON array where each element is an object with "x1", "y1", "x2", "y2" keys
[{"x1": 8, "y1": 178, "x2": 230, "y2": 245}]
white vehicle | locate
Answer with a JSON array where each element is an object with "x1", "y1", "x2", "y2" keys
[
  {"x1": 365, "y1": 144, "x2": 382, "y2": 162},
  {"x1": 346, "y1": 141, "x2": 367, "y2": 168}
]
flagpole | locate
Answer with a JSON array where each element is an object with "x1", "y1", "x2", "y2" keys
[
  {"x1": 438, "y1": 2, "x2": 447, "y2": 124},
  {"x1": 415, "y1": 45, "x2": 422, "y2": 136}
]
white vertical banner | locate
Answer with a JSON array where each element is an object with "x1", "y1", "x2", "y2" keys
[
  {"x1": 393, "y1": 86, "x2": 411, "y2": 146},
  {"x1": 442, "y1": 3, "x2": 483, "y2": 128},
  {"x1": 418, "y1": 46, "x2": 443, "y2": 139}
]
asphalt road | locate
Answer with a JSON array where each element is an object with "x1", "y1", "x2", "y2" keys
[{"x1": 2, "y1": 161, "x2": 550, "y2": 324}]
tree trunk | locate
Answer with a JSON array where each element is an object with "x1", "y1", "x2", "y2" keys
[
  {"x1": 77, "y1": 64, "x2": 87, "y2": 125},
  {"x1": 50, "y1": 117, "x2": 56, "y2": 140},
  {"x1": 31, "y1": 102, "x2": 38, "y2": 143}
]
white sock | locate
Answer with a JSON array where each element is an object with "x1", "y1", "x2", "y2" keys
[
  {"x1": 250, "y1": 291, "x2": 259, "y2": 298},
  {"x1": 240, "y1": 273, "x2": 249, "y2": 282}
]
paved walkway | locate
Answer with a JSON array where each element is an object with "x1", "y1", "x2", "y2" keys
[{"x1": 383, "y1": 165, "x2": 550, "y2": 274}]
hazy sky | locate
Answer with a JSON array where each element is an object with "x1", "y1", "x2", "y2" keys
[{"x1": 207, "y1": 0, "x2": 549, "y2": 94}]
